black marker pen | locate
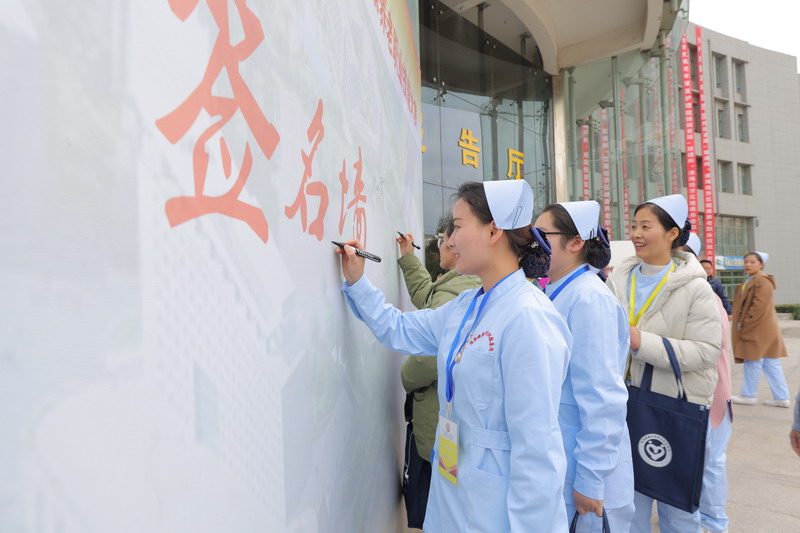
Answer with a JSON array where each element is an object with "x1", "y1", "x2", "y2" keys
[
  {"x1": 331, "y1": 241, "x2": 382, "y2": 263},
  {"x1": 397, "y1": 231, "x2": 421, "y2": 250}
]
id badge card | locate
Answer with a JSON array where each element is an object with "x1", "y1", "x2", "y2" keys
[{"x1": 437, "y1": 415, "x2": 459, "y2": 484}]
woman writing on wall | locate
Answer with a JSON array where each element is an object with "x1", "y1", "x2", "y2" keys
[
  {"x1": 534, "y1": 201, "x2": 634, "y2": 532},
  {"x1": 396, "y1": 217, "x2": 481, "y2": 528},
  {"x1": 336, "y1": 180, "x2": 572, "y2": 532},
  {"x1": 730, "y1": 251, "x2": 791, "y2": 408},
  {"x1": 606, "y1": 194, "x2": 722, "y2": 532}
]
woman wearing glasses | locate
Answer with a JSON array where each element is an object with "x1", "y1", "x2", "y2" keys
[
  {"x1": 606, "y1": 194, "x2": 722, "y2": 532},
  {"x1": 395, "y1": 217, "x2": 481, "y2": 528},
  {"x1": 336, "y1": 180, "x2": 572, "y2": 532},
  {"x1": 534, "y1": 201, "x2": 634, "y2": 532}
]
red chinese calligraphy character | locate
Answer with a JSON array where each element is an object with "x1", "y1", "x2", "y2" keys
[
  {"x1": 156, "y1": 0, "x2": 279, "y2": 243},
  {"x1": 343, "y1": 147, "x2": 367, "y2": 246},
  {"x1": 337, "y1": 147, "x2": 368, "y2": 245},
  {"x1": 285, "y1": 100, "x2": 329, "y2": 241},
  {"x1": 338, "y1": 159, "x2": 349, "y2": 235}
]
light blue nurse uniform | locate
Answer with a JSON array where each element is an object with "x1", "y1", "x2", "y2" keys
[
  {"x1": 545, "y1": 265, "x2": 634, "y2": 531},
  {"x1": 342, "y1": 269, "x2": 572, "y2": 532}
]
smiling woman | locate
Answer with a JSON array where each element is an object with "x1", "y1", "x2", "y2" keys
[
  {"x1": 605, "y1": 193, "x2": 722, "y2": 531},
  {"x1": 335, "y1": 180, "x2": 573, "y2": 532}
]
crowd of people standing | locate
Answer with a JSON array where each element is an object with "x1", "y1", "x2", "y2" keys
[{"x1": 334, "y1": 179, "x2": 794, "y2": 532}]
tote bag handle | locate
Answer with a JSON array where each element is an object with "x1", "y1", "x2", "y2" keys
[
  {"x1": 638, "y1": 337, "x2": 687, "y2": 401},
  {"x1": 569, "y1": 509, "x2": 610, "y2": 533}
]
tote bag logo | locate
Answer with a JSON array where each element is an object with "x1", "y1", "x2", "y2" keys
[{"x1": 638, "y1": 433, "x2": 673, "y2": 467}]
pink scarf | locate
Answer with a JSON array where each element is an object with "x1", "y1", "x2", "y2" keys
[{"x1": 710, "y1": 297, "x2": 732, "y2": 427}]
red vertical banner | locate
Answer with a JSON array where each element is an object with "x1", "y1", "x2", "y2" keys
[
  {"x1": 581, "y1": 122, "x2": 591, "y2": 200},
  {"x1": 619, "y1": 89, "x2": 630, "y2": 237},
  {"x1": 681, "y1": 34, "x2": 699, "y2": 230},
  {"x1": 666, "y1": 34, "x2": 680, "y2": 195},
  {"x1": 652, "y1": 73, "x2": 665, "y2": 198},
  {"x1": 696, "y1": 27, "x2": 715, "y2": 261},
  {"x1": 600, "y1": 109, "x2": 612, "y2": 238},
  {"x1": 636, "y1": 95, "x2": 645, "y2": 204}
]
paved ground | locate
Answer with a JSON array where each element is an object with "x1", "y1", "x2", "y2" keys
[
  {"x1": 648, "y1": 319, "x2": 800, "y2": 532},
  {"x1": 719, "y1": 319, "x2": 800, "y2": 532}
]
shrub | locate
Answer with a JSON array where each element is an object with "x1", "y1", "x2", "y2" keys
[{"x1": 775, "y1": 304, "x2": 800, "y2": 320}]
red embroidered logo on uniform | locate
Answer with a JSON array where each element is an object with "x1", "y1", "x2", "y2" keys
[{"x1": 467, "y1": 331, "x2": 495, "y2": 352}]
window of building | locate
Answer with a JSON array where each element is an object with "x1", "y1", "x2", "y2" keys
[
  {"x1": 696, "y1": 156, "x2": 704, "y2": 189},
  {"x1": 689, "y1": 44, "x2": 699, "y2": 86},
  {"x1": 739, "y1": 164, "x2": 753, "y2": 195},
  {"x1": 715, "y1": 215, "x2": 752, "y2": 298},
  {"x1": 733, "y1": 60, "x2": 746, "y2": 99},
  {"x1": 717, "y1": 160, "x2": 734, "y2": 193},
  {"x1": 736, "y1": 106, "x2": 749, "y2": 142},
  {"x1": 713, "y1": 54, "x2": 727, "y2": 91},
  {"x1": 715, "y1": 100, "x2": 728, "y2": 138},
  {"x1": 692, "y1": 102, "x2": 701, "y2": 133}
]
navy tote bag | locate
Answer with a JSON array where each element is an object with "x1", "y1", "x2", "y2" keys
[{"x1": 626, "y1": 337, "x2": 709, "y2": 513}]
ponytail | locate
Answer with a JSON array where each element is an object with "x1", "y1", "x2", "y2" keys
[{"x1": 541, "y1": 204, "x2": 611, "y2": 269}]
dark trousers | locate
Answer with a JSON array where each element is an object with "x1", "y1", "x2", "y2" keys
[{"x1": 403, "y1": 423, "x2": 432, "y2": 529}]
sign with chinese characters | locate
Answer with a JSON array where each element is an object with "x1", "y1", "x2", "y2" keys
[
  {"x1": 1, "y1": 0, "x2": 423, "y2": 531},
  {"x1": 716, "y1": 256, "x2": 744, "y2": 270}
]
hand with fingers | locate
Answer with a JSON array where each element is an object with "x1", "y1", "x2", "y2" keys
[
  {"x1": 396, "y1": 233, "x2": 415, "y2": 257},
  {"x1": 574, "y1": 490, "x2": 604, "y2": 518},
  {"x1": 335, "y1": 238, "x2": 366, "y2": 285}
]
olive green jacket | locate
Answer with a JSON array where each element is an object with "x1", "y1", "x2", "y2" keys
[{"x1": 397, "y1": 253, "x2": 481, "y2": 461}]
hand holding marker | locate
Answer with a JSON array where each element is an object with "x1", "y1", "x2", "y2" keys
[
  {"x1": 334, "y1": 239, "x2": 379, "y2": 286},
  {"x1": 396, "y1": 231, "x2": 420, "y2": 250},
  {"x1": 331, "y1": 241, "x2": 382, "y2": 262}
]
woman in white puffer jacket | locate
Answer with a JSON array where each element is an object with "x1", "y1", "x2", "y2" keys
[{"x1": 606, "y1": 194, "x2": 722, "y2": 533}]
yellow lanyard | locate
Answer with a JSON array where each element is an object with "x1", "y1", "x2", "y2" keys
[{"x1": 628, "y1": 263, "x2": 676, "y2": 326}]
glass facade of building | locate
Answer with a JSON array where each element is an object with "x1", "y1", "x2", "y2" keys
[
  {"x1": 561, "y1": 5, "x2": 690, "y2": 240},
  {"x1": 419, "y1": 0, "x2": 552, "y2": 241},
  {"x1": 714, "y1": 215, "x2": 753, "y2": 298}
]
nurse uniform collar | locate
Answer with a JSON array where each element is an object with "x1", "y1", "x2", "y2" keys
[{"x1": 483, "y1": 180, "x2": 534, "y2": 230}]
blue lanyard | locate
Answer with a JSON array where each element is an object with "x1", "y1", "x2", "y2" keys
[
  {"x1": 547, "y1": 265, "x2": 590, "y2": 302},
  {"x1": 444, "y1": 271, "x2": 515, "y2": 406}
]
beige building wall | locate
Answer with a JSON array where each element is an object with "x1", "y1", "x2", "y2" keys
[{"x1": 684, "y1": 23, "x2": 800, "y2": 304}]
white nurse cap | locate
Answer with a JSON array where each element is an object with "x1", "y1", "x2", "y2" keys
[
  {"x1": 646, "y1": 194, "x2": 688, "y2": 228},
  {"x1": 753, "y1": 251, "x2": 769, "y2": 263},
  {"x1": 686, "y1": 232, "x2": 702, "y2": 256},
  {"x1": 483, "y1": 180, "x2": 534, "y2": 230},
  {"x1": 559, "y1": 201, "x2": 601, "y2": 239}
]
